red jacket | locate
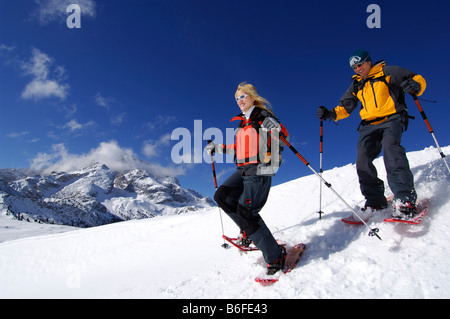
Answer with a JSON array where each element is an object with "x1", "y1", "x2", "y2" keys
[{"x1": 222, "y1": 107, "x2": 288, "y2": 175}]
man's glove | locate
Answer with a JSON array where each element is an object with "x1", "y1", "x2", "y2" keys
[
  {"x1": 317, "y1": 106, "x2": 334, "y2": 120},
  {"x1": 261, "y1": 117, "x2": 281, "y2": 132},
  {"x1": 401, "y1": 78, "x2": 421, "y2": 95}
]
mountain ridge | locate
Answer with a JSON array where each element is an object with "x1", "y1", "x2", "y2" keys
[{"x1": 0, "y1": 162, "x2": 214, "y2": 228}]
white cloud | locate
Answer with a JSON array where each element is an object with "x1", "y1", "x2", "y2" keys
[
  {"x1": 142, "y1": 142, "x2": 157, "y2": 158},
  {"x1": 110, "y1": 112, "x2": 127, "y2": 125},
  {"x1": 34, "y1": 0, "x2": 96, "y2": 24},
  {"x1": 142, "y1": 134, "x2": 171, "y2": 158},
  {"x1": 94, "y1": 93, "x2": 127, "y2": 125},
  {"x1": 30, "y1": 141, "x2": 186, "y2": 178},
  {"x1": 95, "y1": 92, "x2": 114, "y2": 109},
  {"x1": 0, "y1": 44, "x2": 16, "y2": 54},
  {"x1": 62, "y1": 119, "x2": 95, "y2": 132},
  {"x1": 21, "y1": 48, "x2": 52, "y2": 79},
  {"x1": 20, "y1": 48, "x2": 70, "y2": 101},
  {"x1": 0, "y1": 44, "x2": 15, "y2": 69},
  {"x1": 144, "y1": 115, "x2": 177, "y2": 131},
  {"x1": 64, "y1": 119, "x2": 83, "y2": 131},
  {"x1": 22, "y1": 79, "x2": 69, "y2": 100},
  {"x1": 6, "y1": 131, "x2": 29, "y2": 138},
  {"x1": 62, "y1": 104, "x2": 78, "y2": 118}
]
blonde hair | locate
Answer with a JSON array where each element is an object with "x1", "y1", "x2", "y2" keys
[{"x1": 236, "y1": 82, "x2": 274, "y2": 116}]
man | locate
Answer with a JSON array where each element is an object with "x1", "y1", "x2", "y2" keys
[{"x1": 317, "y1": 49, "x2": 426, "y2": 218}]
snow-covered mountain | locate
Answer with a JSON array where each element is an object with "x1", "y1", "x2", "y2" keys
[
  {"x1": 0, "y1": 162, "x2": 214, "y2": 228},
  {"x1": 0, "y1": 145, "x2": 449, "y2": 299}
]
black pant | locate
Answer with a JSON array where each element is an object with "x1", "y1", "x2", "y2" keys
[
  {"x1": 356, "y1": 114, "x2": 416, "y2": 206},
  {"x1": 214, "y1": 169, "x2": 281, "y2": 263}
]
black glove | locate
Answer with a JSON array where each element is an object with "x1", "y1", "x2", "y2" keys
[
  {"x1": 261, "y1": 117, "x2": 281, "y2": 132},
  {"x1": 401, "y1": 78, "x2": 421, "y2": 95},
  {"x1": 317, "y1": 106, "x2": 334, "y2": 120}
]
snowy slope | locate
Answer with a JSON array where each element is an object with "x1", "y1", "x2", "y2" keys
[{"x1": 0, "y1": 146, "x2": 449, "y2": 299}]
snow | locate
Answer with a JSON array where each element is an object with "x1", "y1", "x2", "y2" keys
[{"x1": 1, "y1": 145, "x2": 449, "y2": 299}]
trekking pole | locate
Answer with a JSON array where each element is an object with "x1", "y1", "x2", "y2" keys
[
  {"x1": 318, "y1": 119, "x2": 324, "y2": 219},
  {"x1": 207, "y1": 140, "x2": 230, "y2": 249},
  {"x1": 278, "y1": 135, "x2": 382, "y2": 240},
  {"x1": 411, "y1": 93, "x2": 450, "y2": 174}
]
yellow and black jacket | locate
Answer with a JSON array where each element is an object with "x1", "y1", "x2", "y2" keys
[{"x1": 333, "y1": 60, "x2": 426, "y2": 123}]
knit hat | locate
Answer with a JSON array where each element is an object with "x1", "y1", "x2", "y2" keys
[{"x1": 349, "y1": 49, "x2": 371, "y2": 67}]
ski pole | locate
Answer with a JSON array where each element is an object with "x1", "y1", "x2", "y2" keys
[
  {"x1": 207, "y1": 140, "x2": 230, "y2": 249},
  {"x1": 318, "y1": 118, "x2": 324, "y2": 219},
  {"x1": 278, "y1": 135, "x2": 382, "y2": 240},
  {"x1": 411, "y1": 93, "x2": 450, "y2": 174}
]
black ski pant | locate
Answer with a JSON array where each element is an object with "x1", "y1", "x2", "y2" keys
[
  {"x1": 214, "y1": 170, "x2": 281, "y2": 264},
  {"x1": 356, "y1": 113, "x2": 416, "y2": 207}
]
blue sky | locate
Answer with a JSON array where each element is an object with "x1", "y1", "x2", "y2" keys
[{"x1": 1, "y1": 0, "x2": 449, "y2": 200}]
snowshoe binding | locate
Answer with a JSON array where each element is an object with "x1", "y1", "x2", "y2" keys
[
  {"x1": 394, "y1": 201, "x2": 417, "y2": 220},
  {"x1": 236, "y1": 231, "x2": 252, "y2": 248},
  {"x1": 266, "y1": 246, "x2": 287, "y2": 275}
]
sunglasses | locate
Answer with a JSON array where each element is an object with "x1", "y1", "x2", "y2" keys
[
  {"x1": 351, "y1": 57, "x2": 368, "y2": 70},
  {"x1": 235, "y1": 94, "x2": 248, "y2": 102}
]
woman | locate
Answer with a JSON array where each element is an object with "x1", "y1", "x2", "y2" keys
[{"x1": 205, "y1": 82, "x2": 288, "y2": 275}]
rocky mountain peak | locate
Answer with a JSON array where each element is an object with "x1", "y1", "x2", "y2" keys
[{"x1": 0, "y1": 163, "x2": 214, "y2": 228}]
